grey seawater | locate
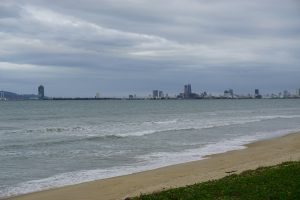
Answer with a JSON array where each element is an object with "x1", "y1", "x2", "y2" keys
[{"x1": 1, "y1": 99, "x2": 300, "y2": 197}]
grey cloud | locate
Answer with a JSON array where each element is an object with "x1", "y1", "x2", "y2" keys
[
  {"x1": 0, "y1": 0, "x2": 299, "y2": 96},
  {"x1": 0, "y1": 2, "x2": 21, "y2": 19}
]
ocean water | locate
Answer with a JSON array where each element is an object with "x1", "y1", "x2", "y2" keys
[{"x1": 0, "y1": 99, "x2": 300, "y2": 197}]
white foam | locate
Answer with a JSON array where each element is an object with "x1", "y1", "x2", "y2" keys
[
  {"x1": 92, "y1": 114, "x2": 300, "y2": 138},
  {"x1": 142, "y1": 119, "x2": 178, "y2": 125},
  {"x1": 12, "y1": 114, "x2": 300, "y2": 140},
  {"x1": 1, "y1": 128, "x2": 299, "y2": 198}
]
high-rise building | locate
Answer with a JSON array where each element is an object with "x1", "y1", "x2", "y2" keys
[
  {"x1": 228, "y1": 89, "x2": 233, "y2": 98},
  {"x1": 153, "y1": 90, "x2": 159, "y2": 99},
  {"x1": 298, "y1": 89, "x2": 300, "y2": 96},
  {"x1": 283, "y1": 90, "x2": 290, "y2": 98},
  {"x1": 38, "y1": 85, "x2": 44, "y2": 100},
  {"x1": 184, "y1": 84, "x2": 192, "y2": 98},
  {"x1": 254, "y1": 89, "x2": 262, "y2": 98},
  {"x1": 159, "y1": 91, "x2": 164, "y2": 98}
]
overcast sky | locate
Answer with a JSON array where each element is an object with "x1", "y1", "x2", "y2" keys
[{"x1": 0, "y1": 0, "x2": 299, "y2": 97}]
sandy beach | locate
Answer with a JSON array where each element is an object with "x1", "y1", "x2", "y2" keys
[{"x1": 4, "y1": 132, "x2": 300, "y2": 200}]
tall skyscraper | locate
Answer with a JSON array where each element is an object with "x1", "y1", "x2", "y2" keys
[
  {"x1": 38, "y1": 85, "x2": 44, "y2": 100},
  {"x1": 158, "y1": 91, "x2": 164, "y2": 98},
  {"x1": 184, "y1": 84, "x2": 192, "y2": 98},
  {"x1": 153, "y1": 90, "x2": 159, "y2": 99},
  {"x1": 228, "y1": 89, "x2": 234, "y2": 98},
  {"x1": 254, "y1": 89, "x2": 262, "y2": 98}
]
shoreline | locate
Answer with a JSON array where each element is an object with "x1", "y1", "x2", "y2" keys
[{"x1": 4, "y1": 131, "x2": 300, "y2": 200}]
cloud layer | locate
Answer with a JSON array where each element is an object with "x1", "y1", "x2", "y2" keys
[{"x1": 1, "y1": 0, "x2": 299, "y2": 96}]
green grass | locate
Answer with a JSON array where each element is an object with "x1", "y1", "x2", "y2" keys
[{"x1": 132, "y1": 161, "x2": 300, "y2": 200}]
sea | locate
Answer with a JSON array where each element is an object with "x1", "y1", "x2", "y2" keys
[{"x1": 1, "y1": 99, "x2": 300, "y2": 198}]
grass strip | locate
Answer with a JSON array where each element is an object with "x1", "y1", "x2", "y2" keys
[{"x1": 132, "y1": 161, "x2": 300, "y2": 200}]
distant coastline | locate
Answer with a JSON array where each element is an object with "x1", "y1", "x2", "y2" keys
[
  {"x1": 50, "y1": 97, "x2": 300, "y2": 100},
  {"x1": 0, "y1": 89, "x2": 300, "y2": 101},
  {"x1": 1, "y1": 96, "x2": 300, "y2": 101}
]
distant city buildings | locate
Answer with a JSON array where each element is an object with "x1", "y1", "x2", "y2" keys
[
  {"x1": 184, "y1": 84, "x2": 192, "y2": 98},
  {"x1": 38, "y1": 85, "x2": 44, "y2": 100},
  {"x1": 152, "y1": 90, "x2": 164, "y2": 99},
  {"x1": 152, "y1": 90, "x2": 159, "y2": 99},
  {"x1": 177, "y1": 84, "x2": 200, "y2": 99},
  {"x1": 255, "y1": 89, "x2": 262, "y2": 99},
  {"x1": 0, "y1": 91, "x2": 7, "y2": 101},
  {"x1": 127, "y1": 94, "x2": 136, "y2": 100},
  {"x1": 175, "y1": 86, "x2": 300, "y2": 100},
  {"x1": 2, "y1": 85, "x2": 300, "y2": 101},
  {"x1": 224, "y1": 89, "x2": 234, "y2": 98},
  {"x1": 159, "y1": 91, "x2": 164, "y2": 98}
]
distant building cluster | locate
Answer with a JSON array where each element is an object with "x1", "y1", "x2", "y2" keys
[
  {"x1": 168, "y1": 84, "x2": 300, "y2": 100},
  {"x1": 152, "y1": 90, "x2": 164, "y2": 99},
  {"x1": 1, "y1": 84, "x2": 300, "y2": 101},
  {"x1": 224, "y1": 89, "x2": 234, "y2": 98},
  {"x1": 177, "y1": 84, "x2": 202, "y2": 99},
  {"x1": 128, "y1": 94, "x2": 137, "y2": 100}
]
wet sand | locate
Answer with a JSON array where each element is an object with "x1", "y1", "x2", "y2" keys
[{"x1": 5, "y1": 132, "x2": 300, "y2": 200}]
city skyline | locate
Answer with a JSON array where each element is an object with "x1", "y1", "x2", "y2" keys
[
  {"x1": 2, "y1": 83, "x2": 300, "y2": 100},
  {"x1": 0, "y1": 0, "x2": 300, "y2": 96}
]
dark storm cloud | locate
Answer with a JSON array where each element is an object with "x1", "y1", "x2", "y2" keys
[{"x1": 0, "y1": 0, "x2": 299, "y2": 96}]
